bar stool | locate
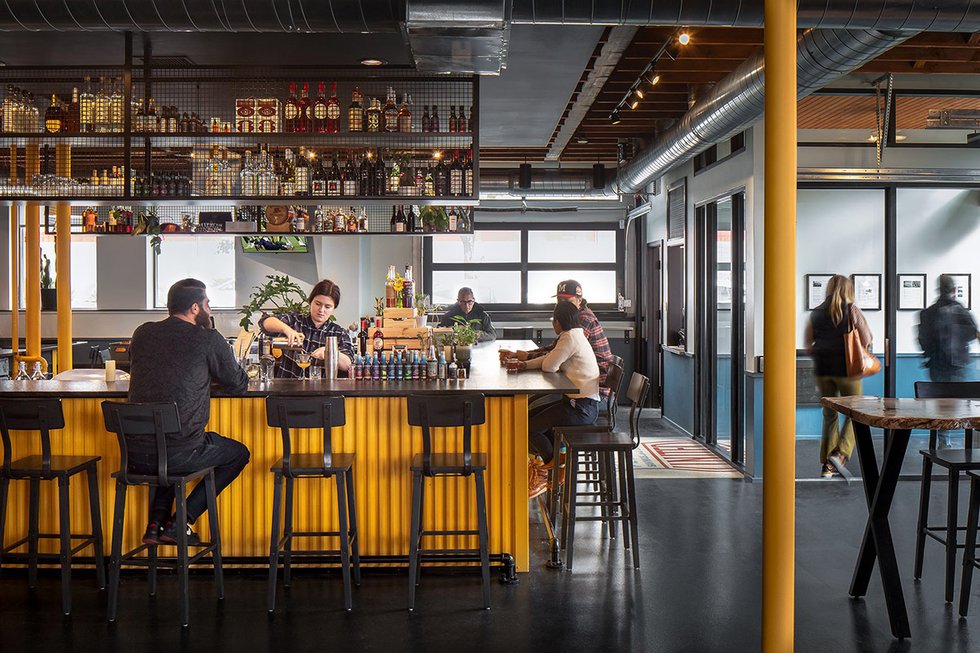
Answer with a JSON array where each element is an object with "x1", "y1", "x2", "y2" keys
[
  {"x1": 958, "y1": 471, "x2": 980, "y2": 615},
  {"x1": 406, "y1": 394, "x2": 490, "y2": 611},
  {"x1": 0, "y1": 398, "x2": 105, "y2": 615},
  {"x1": 912, "y1": 381, "x2": 980, "y2": 603},
  {"x1": 558, "y1": 373, "x2": 649, "y2": 571},
  {"x1": 101, "y1": 401, "x2": 223, "y2": 628},
  {"x1": 266, "y1": 396, "x2": 360, "y2": 612}
]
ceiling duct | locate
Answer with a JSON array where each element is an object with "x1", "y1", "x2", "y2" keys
[
  {"x1": 405, "y1": 0, "x2": 511, "y2": 74},
  {"x1": 0, "y1": 0, "x2": 402, "y2": 32},
  {"x1": 481, "y1": 167, "x2": 618, "y2": 198},
  {"x1": 617, "y1": 28, "x2": 915, "y2": 193},
  {"x1": 511, "y1": 0, "x2": 980, "y2": 31}
]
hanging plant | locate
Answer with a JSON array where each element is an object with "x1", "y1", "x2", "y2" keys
[
  {"x1": 239, "y1": 274, "x2": 310, "y2": 330},
  {"x1": 133, "y1": 207, "x2": 163, "y2": 254}
]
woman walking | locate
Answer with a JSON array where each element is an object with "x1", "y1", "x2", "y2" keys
[{"x1": 804, "y1": 274, "x2": 873, "y2": 479}]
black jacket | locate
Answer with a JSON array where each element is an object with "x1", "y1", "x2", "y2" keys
[
  {"x1": 439, "y1": 302, "x2": 497, "y2": 342},
  {"x1": 919, "y1": 297, "x2": 978, "y2": 372}
]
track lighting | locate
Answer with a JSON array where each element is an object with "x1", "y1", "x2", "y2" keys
[{"x1": 609, "y1": 110, "x2": 622, "y2": 125}]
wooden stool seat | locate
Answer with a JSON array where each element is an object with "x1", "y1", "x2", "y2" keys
[{"x1": 410, "y1": 452, "x2": 488, "y2": 473}]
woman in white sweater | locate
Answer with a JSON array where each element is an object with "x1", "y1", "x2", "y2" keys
[{"x1": 515, "y1": 301, "x2": 600, "y2": 497}]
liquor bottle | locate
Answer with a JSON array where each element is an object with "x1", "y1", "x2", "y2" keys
[
  {"x1": 358, "y1": 153, "x2": 371, "y2": 196},
  {"x1": 284, "y1": 82, "x2": 300, "y2": 132},
  {"x1": 434, "y1": 157, "x2": 449, "y2": 196},
  {"x1": 458, "y1": 105, "x2": 468, "y2": 132},
  {"x1": 421, "y1": 106, "x2": 431, "y2": 133},
  {"x1": 448, "y1": 356, "x2": 458, "y2": 380},
  {"x1": 343, "y1": 152, "x2": 358, "y2": 196},
  {"x1": 346, "y1": 206, "x2": 359, "y2": 232},
  {"x1": 357, "y1": 318, "x2": 369, "y2": 356},
  {"x1": 449, "y1": 106, "x2": 457, "y2": 133},
  {"x1": 358, "y1": 207, "x2": 369, "y2": 232},
  {"x1": 383, "y1": 87, "x2": 398, "y2": 132},
  {"x1": 407, "y1": 205, "x2": 418, "y2": 233},
  {"x1": 80, "y1": 77, "x2": 94, "y2": 133},
  {"x1": 424, "y1": 168, "x2": 435, "y2": 197},
  {"x1": 44, "y1": 95, "x2": 63, "y2": 133},
  {"x1": 385, "y1": 265, "x2": 397, "y2": 307},
  {"x1": 373, "y1": 149, "x2": 387, "y2": 196},
  {"x1": 373, "y1": 320, "x2": 385, "y2": 354},
  {"x1": 312, "y1": 81, "x2": 328, "y2": 132},
  {"x1": 327, "y1": 153, "x2": 342, "y2": 196},
  {"x1": 388, "y1": 157, "x2": 401, "y2": 194},
  {"x1": 326, "y1": 82, "x2": 341, "y2": 133},
  {"x1": 395, "y1": 205, "x2": 408, "y2": 233},
  {"x1": 394, "y1": 353, "x2": 403, "y2": 381},
  {"x1": 397, "y1": 93, "x2": 412, "y2": 132},
  {"x1": 438, "y1": 352, "x2": 447, "y2": 380},
  {"x1": 65, "y1": 87, "x2": 80, "y2": 132},
  {"x1": 371, "y1": 353, "x2": 381, "y2": 380},
  {"x1": 449, "y1": 149, "x2": 463, "y2": 196},
  {"x1": 311, "y1": 154, "x2": 327, "y2": 196},
  {"x1": 402, "y1": 265, "x2": 414, "y2": 308},
  {"x1": 257, "y1": 149, "x2": 279, "y2": 196},
  {"x1": 448, "y1": 206, "x2": 459, "y2": 233},
  {"x1": 431, "y1": 105, "x2": 440, "y2": 132},
  {"x1": 240, "y1": 151, "x2": 257, "y2": 195},
  {"x1": 294, "y1": 147, "x2": 310, "y2": 194},
  {"x1": 94, "y1": 77, "x2": 110, "y2": 133},
  {"x1": 420, "y1": 354, "x2": 428, "y2": 381},
  {"x1": 463, "y1": 149, "x2": 474, "y2": 196},
  {"x1": 297, "y1": 82, "x2": 311, "y2": 132},
  {"x1": 404, "y1": 353, "x2": 413, "y2": 380},
  {"x1": 348, "y1": 86, "x2": 364, "y2": 132},
  {"x1": 365, "y1": 97, "x2": 382, "y2": 133},
  {"x1": 413, "y1": 353, "x2": 421, "y2": 380},
  {"x1": 281, "y1": 148, "x2": 297, "y2": 195},
  {"x1": 110, "y1": 80, "x2": 124, "y2": 132},
  {"x1": 293, "y1": 207, "x2": 308, "y2": 232},
  {"x1": 389, "y1": 206, "x2": 398, "y2": 234}
]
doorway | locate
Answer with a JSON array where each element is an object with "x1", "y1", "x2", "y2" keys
[{"x1": 646, "y1": 242, "x2": 663, "y2": 408}]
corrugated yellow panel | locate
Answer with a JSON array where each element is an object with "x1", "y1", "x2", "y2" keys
[{"x1": 2, "y1": 396, "x2": 530, "y2": 572}]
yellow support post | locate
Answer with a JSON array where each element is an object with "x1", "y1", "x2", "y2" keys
[
  {"x1": 55, "y1": 144, "x2": 72, "y2": 372},
  {"x1": 762, "y1": 1, "x2": 797, "y2": 652},
  {"x1": 9, "y1": 204, "x2": 20, "y2": 356},
  {"x1": 24, "y1": 144, "x2": 41, "y2": 359}
]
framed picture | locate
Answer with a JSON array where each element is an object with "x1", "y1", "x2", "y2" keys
[
  {"x1": 851, "y1": 273, "x2": 882, "y2": 311},
  {"x1": 947, "y1": 273, "x2": 972, "y2": 309},
  {"x1": 805, "y1": 274, "x2": 833, "y2": 311},
  {"x1": 897, "y1": 274, "x2": 927, "y2": 311}
]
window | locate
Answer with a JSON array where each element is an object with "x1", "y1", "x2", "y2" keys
[
  {"x1": 425, "y1": 223, "x2": 624, "y2": 311},
  {"x1": 18, "y1": 226, "x2": 97, "y2": 310},
  {"x1": 154, "y1": 236, "x2": 236, "y2": 308}
]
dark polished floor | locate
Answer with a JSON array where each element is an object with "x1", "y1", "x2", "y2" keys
[{"x1": 2, "y1": 424, "x2": 980, "y2": 652}]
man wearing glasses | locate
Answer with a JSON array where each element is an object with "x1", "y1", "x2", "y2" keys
[{"x1": 439, "y1": 287, "x2": 497, "y2": 342}]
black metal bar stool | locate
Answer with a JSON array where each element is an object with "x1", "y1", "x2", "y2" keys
[
  {"x1": 266, "y1": 396, "x2": 360, "y2": 612},
  {"x1": 406, "y1": 394, "x2": 490, "y2": 611},
  {"x1": 558, "y1": 373, "x2": 649, "y2": 571},
  {"x1": 911, "y1": 381, "x2": 980, "y2": 603},
  {"x1": 101, "y1": 401, "x2": 223, "y2": 628},
  {"x1": 0, "y1": 398, "x2": 105, "y2": 615},
  {"x1": 958, "y1": 470, "x2": 980, "y2": 615}
]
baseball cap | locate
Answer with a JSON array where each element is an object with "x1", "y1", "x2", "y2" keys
[{"x1": 554, "y1": 279, "x2": 583, "y2": 299}]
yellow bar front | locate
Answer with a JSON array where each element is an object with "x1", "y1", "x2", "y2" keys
[
  {"x1": 762, "y1": 1, "x2": 798, "y2": 652},
  {"x1": 1, "y1": 395, "x2": 531, "y2": 572}
]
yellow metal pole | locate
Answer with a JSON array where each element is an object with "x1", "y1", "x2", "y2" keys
[
  {"x1": 10, "y1": 204, "x2": 20, "y2": 355},
  {"x1": 24, "y1": 144, "x2": 41, "y2": 359},
  {"x1": 55, "y1": 143, "x2": 72, "y2": 372},
  {"x1": 763, "y1": 1, "x2": 797, "y2": 651}
]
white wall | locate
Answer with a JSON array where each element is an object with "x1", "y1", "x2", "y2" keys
[
  {"x1": 896, "y1": 188, "x2": 980, "y2": 353},
  {"x1": 796, "y1": 188, "x2": 886, "y2": 353}
]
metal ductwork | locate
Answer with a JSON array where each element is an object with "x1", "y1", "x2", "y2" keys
[
  {"x1": 0, "y1": 0, "x2": 402, "y2": 32},
  {"x1": 480, "y1": 167, "x2": 619, "y2": 198},
  {"x1": 512, "y1": 0, "x2": 980, "y2": 32},
  {"x1": 617, "y1": 28, "x2": 914, "y2": 193},
  {"x1": 406, "y1": 0, "x2": 511, "y2": 74}
]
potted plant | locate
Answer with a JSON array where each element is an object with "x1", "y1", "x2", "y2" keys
[
  {"x1": 419, "y1": 206, "x2": 449, "y2": 233},
  {"x1": 414, "y1": 293, "x2": 443, "y2": 327},
  {"x1": 446, "y1": 315, "x2": 483, "y2": 367},
  {"x1": 40, "y1": 254, "x2": 56, "y2": 311},
  {"x1": 133, "y1": 207, "x2": 163, "y2": 254},
  {"x1": 239, "y1": 274, "x2": 310, "y2": 330}
]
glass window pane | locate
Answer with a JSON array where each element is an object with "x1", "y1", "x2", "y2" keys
[
  {"x1": 798, "y1": 94, "x2": 878, "y2": 143},
  {"x1": 527, "y1": 231, "x2": 617, "y2": 263},
  {"x1": 431, "y1": 231, "x2": 521, "y2": 263},
  {"x1": 155, "y1": 236, "x2": 236, "y2": 308},
  {"x1": 22, "y1": 232, "x2": 97, "y2": 309},
  {"x1": 527, "y1": 270, "x2": 617, "y2": 304},
  {"x1": 896, "y1": 95, "x2": 980, "y2": 144},
  {"x1": 432, "y1": 271, "x2": 521, "y2": 305}
]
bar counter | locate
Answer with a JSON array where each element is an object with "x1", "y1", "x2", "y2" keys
[{"x1": 0, "y1": 341, "x2": 572, "y2": 572}]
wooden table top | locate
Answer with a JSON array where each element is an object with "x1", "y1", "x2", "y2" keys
[{"x1": 821, "y1": 396, "x2": 980, "y2": 430}]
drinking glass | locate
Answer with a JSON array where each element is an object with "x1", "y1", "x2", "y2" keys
[
  {"x1": 295, "y1": 351, "x2": 312, "y2": 380},
  {"x1": 309, "y1": 364, "x2": 322, "y2": 381}
]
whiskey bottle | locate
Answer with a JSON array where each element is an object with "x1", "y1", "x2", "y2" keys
[
  {"x1": 342, "y1": 152, "x2": 358, "y2": 196},
  {"x1": 146, "y1": 98, "x2": 159, "y2": 133},
  {"x1": 431, "y1": 105, "x2": 440, "y2": 132},
  {"x1": 311, "y1": 154, "x2": 326, "y2": 195},
  {"x1": 421, "y1": 106, "x2": 431, "y2": 133},
  {"x1": 448, "y1": 206, "x2": 459, "y2": 232},
  {"x1": 434, "y1": 157, "x2": 449, "y2": 196},
  {"x1": 297, "y1": 83, "x2": 311, "y2": 132},
  {"x1": 312, "y1": 81, "x2": 328, "y2": 132},
  {"x1": 284, "y1": 82, "x2": 300, "y2": 132},
  {"x1": 458, "y1": 105, "x2": 468, "y2": 132},
  {"x1": 448, "y1": 106, "x2": 457, "y2": 133},
  {"x1": 326, "y1": 82, "x2": 341, "y2": 133},
  {"x1": 110, "y1": 80, "x2": 124, "y2": 132},
  {"x1": 358, "y1": 153, "x2": 371, "y2": 196},
  {"x1": 373, "y1": 149, "x2": 386, "y2": 196},
  {"x1": 398, "y1": 93, "x2": 412, "y2": 132},
  {"x1": 383, "y1": 88, "x2": 398, "y2": 132},
  {"x1": 365, "y1": 97, "x2": 382, "y2": 133},
  {"x1": 346, "y1": 206, "x2": 359, "y2": 232},
  {"x1": 44, "y1": 95, "x2": 63, "y2": 133},
  {"x1": 65, "y1": 87, "x2": 80, "y2": 132},
  {"x1": 80, "y1": 77, "x2": 94, "y2": 133},
  {"x1": 449, "y1": 149, "x2": 463, "y2": 196},
  {"x1": 333, "y1": 207, "x2": 347, "y2": 233},
  {"x1": 358, "y1": 207, "x2": 369, "y2": 232},
  {"x1": 463, "y1": 148, "x2": 474, "y2": 196},
  {"x1": 348, "y1": 86, "x2": 364, "y2": 132},
  {"x1": 326, "y1": 153, "x2": 342, "y2": 196},
  {"x1": 295, "y1": 147, "x2": 310, "y2": 194},
  {"x1": 94, "y1": 77, "x2": 110, "y2": 133}
]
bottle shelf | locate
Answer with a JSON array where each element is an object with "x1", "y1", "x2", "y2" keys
[
  {"x1": 0, "y1": 132, "x2": 471, "y2": 145},
  {"x1": 0, "y1": 195, "x2": 478, "y2": 207}
]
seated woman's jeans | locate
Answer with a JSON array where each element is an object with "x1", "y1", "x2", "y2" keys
[{"x1": 528, "y1": 397, "x2": 599, "y2": 464}]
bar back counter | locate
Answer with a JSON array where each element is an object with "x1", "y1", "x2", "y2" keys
[{"x1": 0, "y1": 341, "x2": 573, "y2": 573}]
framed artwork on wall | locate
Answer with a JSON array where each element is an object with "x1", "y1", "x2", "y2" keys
[
  {"x1": 897, "y1": 274, "x2": 927, "y2": 311},
  {"x1": 851, "y1": 273, "x2": 882, "y2": 311},
  {"x1": 805, "y1": 274, "x2": 833, "y2": 311},
  {"x1": 947, "y1": 273, "x2": 972, "y2": 309}
]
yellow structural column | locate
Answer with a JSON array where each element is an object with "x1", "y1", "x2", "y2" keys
[
  {"x1": 762, "y1": 1, "x2": 797, "y2": 652},
  {"x1": 9, "y1": 203, "x2": 20, "y2": 356},
  {"x1": 24, "y1": 144, "x2": 41, "y2": 359},
  {"x1": 55, "y1": 143, "x2": 73, "y2": 372}
]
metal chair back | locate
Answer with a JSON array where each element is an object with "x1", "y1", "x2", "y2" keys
[
  {"x1": 265, "y1": 396, "x2": 346, "y2": 476},
  {"x1": 624, "y1": 373, "x2": 651, "y2": 449},
  {"x1": 0, "y1": 398, "x2": 65, "y2": 475},
  {"x1": 101, "y1": 401, "x2": 181, "y2": 486},
  {"x1": 603, "y1": 361, "x2": 625, "y2": 429},
  {"x1": 407, "y1": 394, "x2": 486, "y2": 477}
]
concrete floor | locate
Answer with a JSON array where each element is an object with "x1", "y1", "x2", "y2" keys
[{"x1": 0, "y1": 422, "x2": 978, "y2": 652}]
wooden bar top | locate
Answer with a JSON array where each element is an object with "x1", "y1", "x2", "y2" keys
[
  {"x1": 821, "y1": 396, "x2": 980, "y2": 430},
  {"x1": 0, "y1": 339, "x2": 578, "y2": 398}
]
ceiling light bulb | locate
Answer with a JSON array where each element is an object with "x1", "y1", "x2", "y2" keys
[
  {"x1": 647, "y1": 73, "x2": 661, "y2": 86},
  {"x1": 359, "y1": 58, "x2": 386, "y2": 66},
  {"x1": 630, "y1": 97, "x2": 641, "y2": 110},
  {"x1": 610, "y1": 110, "x2": 622, "y2": 125},
  {"x1": 433, "y1": 150, "x2": 443, "y2": 160},
  {"x1": 678, "y1": 32, "x2": 691, "y2": 45},
  {"x1": 634, "y1": 87, "x2": 645, "y2": 100}
]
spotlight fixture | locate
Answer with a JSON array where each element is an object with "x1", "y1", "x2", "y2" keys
[
  {"x1": 629, "y1": 96, "x2": 641, "y2": 110},
  {"x1": 644, "y1": 72, "x2": 661, "y2": 87},
  {"x1": 678, "y1": 32, "x2": 691, "y2": 45},
  {"x1": 633, "y1": 86, "x2": 645, "y2": 100},
  {"x1": 359, "y1": 58, "x2": 386, "y2": 66},
  {"x1": 518, "y1": 163, "x2": 532, "y2": 189},
  {"x1": 576, "y1": 137, "x2": 590, "y2": 144},
  {"x1": 610, "y1": 110, "x2": 622, "y2": 125}
]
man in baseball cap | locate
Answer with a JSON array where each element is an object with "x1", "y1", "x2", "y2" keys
[{"x1": 554, "y1": 279, "x2": 584, "y2": 301}]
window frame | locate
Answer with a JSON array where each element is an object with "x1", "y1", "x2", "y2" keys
[
  {"x1": 152, "y1": 235, "x2": 238, "y2": 309},
  {"x1": 423, "y1": 221, "x2": 625, "y2": 316}
]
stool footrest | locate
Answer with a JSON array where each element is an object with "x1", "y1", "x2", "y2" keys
[{"x1": 418, "y1": 548, "x2": 484, "y2": 558}]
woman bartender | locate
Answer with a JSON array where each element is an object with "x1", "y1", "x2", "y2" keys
[{"x1": 259, "y1": 279, "x2": 355, "y2": 378}]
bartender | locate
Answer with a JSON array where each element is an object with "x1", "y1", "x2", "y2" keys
[{"x1": 259, "y1": 279, "x2": 355, "y2": 378}]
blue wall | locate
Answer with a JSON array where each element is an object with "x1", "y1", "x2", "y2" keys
[{"x1": 663, "y1": 348, "x2": 695, "y2": 434}]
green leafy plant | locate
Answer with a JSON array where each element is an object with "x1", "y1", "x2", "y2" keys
[
  {"x1": 414, "y1": 293, "x2": 443, "y2": 317},
  {"x1": 133, "y1": 207, "x2": 162, "y2": 254},
  {"x1": 374, "y1": 296, "x2": 386, "y2": 317},
  {"x1": 447, "y1": 315, "x2": 483, "y2": 347},
  {"x1": 239, "y1": 274, "x2": 309, "y2": 330},
  {"x1": 419, "y1": 206, "x2": 449, "y2": 233}
]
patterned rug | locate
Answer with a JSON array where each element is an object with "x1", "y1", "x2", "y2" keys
[{"x1": 633, "y1": 438, "x2": 743, "y2": 479}]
